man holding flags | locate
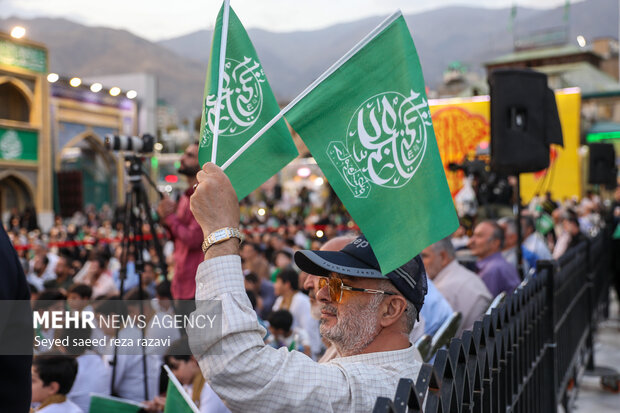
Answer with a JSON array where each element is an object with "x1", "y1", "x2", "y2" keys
[
  {"x1": 188, "y1": 163, "x2": 426, "y2": 412},
  {"x1": 187, "y1": 1, "x2": 458, "y2": 410}
]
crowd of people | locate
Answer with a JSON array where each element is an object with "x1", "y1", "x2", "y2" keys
[{"x1": 3, "y1": 156, "x2": 619, "y2": 412}]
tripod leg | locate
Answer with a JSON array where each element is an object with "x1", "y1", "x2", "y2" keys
[
  {"x1": 138, "y1": 185, "x2": 168, "y2": 279},
  {"x1": 119, "y1": 189, "x2": 136, "y2": 295},
  {"x1": 111, "y1": 186, "x2": 135, "y2": 397},
  {"x1": 130, "y1": 182, "x2": 150, "y2": 402}
]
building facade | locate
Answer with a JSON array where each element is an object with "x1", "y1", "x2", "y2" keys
[
  {"x1": 51, "y1": 76, "x2": 137, "y2": 219},
  {"x1": 0, "y1": 31, "x2": 138, "y2": 230},
  {"x1": 0, "y1": 32, "x2": 53, "y2": 229}
]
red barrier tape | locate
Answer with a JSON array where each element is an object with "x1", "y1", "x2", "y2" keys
[
  {"x1": 12, "y1": 233, "x2": 164, "y2": 251},
  {"x1": 11, "y1": 224, "x2": 359, "y2": 251}
]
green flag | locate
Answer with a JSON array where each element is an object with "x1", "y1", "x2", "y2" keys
[
  {"x1": 285, "y1": 12, "x2": 459, "y2": 274},
  {"x1": 536, "y1": 213, "x2": 554, "y2": 236},
  {"x1": 163, "y1": 365, "x2": 200, "y2": 413},
  {"x1": 199, "y1": 1, "x2": 298, "y2": 200},
  {"x1": 88, "y1": 394, "x2": 143, "y2": 413}
]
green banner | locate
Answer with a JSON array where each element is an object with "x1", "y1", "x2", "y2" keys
[
  {"x1": 0, "y1": 39, "x2": 47, "y2": 73},
  {"x1": 0, "y1": 127, "x2": 38, "y2": 161},
  {"x1": 286, "y1": 13, "x2": 459, "y2": 273},
  {"x1": 88, "y1": 394, "x2": 143, "y2": 413},
  {"x1": 198, "y1": 2, "x2": 298, "y2": 200}
]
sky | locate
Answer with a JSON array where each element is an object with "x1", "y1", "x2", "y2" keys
[{"x1": 1, "y1": 0, "x2": 576, "y2": 42}]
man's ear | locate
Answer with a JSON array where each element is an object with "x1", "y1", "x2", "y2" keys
[
  {"x1": 440, "y1": 250, "x2": 451, "y2": 267},
  {"x1": 379, "y1": 295, "x2": 408, "y2": 328}
]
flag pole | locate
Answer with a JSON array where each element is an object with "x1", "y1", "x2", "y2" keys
[
  {"x1": 211, "y1": 0, "x2": 231, "y2": 164},
  {"x1": 163, "y1": 365, "x2": 201, "y2": 413},
  {"x1": 221, "y1": 10, "x2": 402, "y2": 171}
]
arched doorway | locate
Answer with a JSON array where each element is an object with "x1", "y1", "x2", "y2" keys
[
  {"x1": 57, "y1": 132, "x2": 118, "y2": 216},
  {"x1": 0, "y1": 77, "x2": 32, "y2": 123},
  {"x1": 0, "y1": 172, "x2": 35, "y2": 222}
]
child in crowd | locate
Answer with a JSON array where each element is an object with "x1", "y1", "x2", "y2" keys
[
  {"x1": 152, "y1": 280, "x2": 174, "y2": 315},
  {"x1": 33, "y1": 290, "x2": 66, "y2": 354},
  {"x1": 266, "y1": 309, "x2": 312, "y2": 357},
  {"x1": 66, "y1": 284, "x2": 93, "y2": 311},
  {"x1": 144, "y1": 337, "x2": 230, "y2": 413},
  {"x1": 31, "y1": 354, "x2": 82, "y2": 412}
]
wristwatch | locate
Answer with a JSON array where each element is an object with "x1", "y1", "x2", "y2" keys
[{"x1": 201, "y1": 227, "x2": 245, "y2": 253}]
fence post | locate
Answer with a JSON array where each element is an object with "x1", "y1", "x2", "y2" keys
[
  {"x1": 585, "y1": 236, "x2": 596, "y2": 371},
  {"x1": 539, "y1": 260, "x2": 558, "y2": 412}
]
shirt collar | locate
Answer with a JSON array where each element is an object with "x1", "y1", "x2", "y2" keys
[
  {"x1": 329, "y1": 344, "x2": 421, "y2": 364},
  {"x1": 477, "y1": 251, "x2": 503, "y2": 269}
]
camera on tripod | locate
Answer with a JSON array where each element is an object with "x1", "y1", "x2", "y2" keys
[
  {"x1": 448, "y1": 159, "x2": 488, "y2": 178},
  {"x1": 104, "y1": 134, "x2": 155, "y2": 153},
  {"x1": 449, "y1": 158, "x2": 513, "y2": 206}
]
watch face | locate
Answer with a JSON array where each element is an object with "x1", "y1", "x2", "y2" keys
[{"x1": 210, "y1": 229, "x2": 229, "y2": 243}]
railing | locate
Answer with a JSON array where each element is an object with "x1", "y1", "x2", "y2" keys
[{"x1": 374, "y1": 229, "x2": 611, "y2": 413}]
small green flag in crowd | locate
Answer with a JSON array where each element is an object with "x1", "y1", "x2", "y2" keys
[
  {"x1": 198, "y1": 0, "x2": 298, "y2": 200},
  {"x1": 536, "y1": 213, "x2": 554, "y2": 236},
  {"x1": 163, "y1": 365, "x2": 200, "y2": 413},
  {"x1": 88, "y1": 394, "x2": 143, "y2": 413},
  {"x1": 286, "y1": 12, "x2": 459, "y2": 274}
]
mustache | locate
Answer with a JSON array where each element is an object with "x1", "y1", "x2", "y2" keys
[{"x1": 321, "y1": 304, "x2": 337, "y2": 316}]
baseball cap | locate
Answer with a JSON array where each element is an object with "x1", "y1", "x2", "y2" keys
[{"x1": 294, "y1": 235, "x2": 427, "y2": 313}]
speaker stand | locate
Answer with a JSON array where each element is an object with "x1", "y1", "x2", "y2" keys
[{"x1": 515, "y1": 175, "x2": 525, "y2": 280}]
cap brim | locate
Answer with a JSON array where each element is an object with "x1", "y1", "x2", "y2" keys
[{"x1": 294, "y1": 250, "x2": 385, "y2": 279}]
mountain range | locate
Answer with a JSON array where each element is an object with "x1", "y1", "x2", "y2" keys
[{"x1": 1, "y1": 0, "x2": 617, "y2": 122}]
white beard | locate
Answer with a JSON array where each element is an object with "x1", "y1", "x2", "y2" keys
[{"x1": 319, "y1": 294, "x2": 383, "y2": 357}]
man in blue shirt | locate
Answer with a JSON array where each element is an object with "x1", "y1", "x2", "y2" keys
[
  {"x1": 420, "y1": 279, "x2": 453, "y2": 336},
  {"x1": 468, "y1": 220, "x2": 521, "y2": 297}
]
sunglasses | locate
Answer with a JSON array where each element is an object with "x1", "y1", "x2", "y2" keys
[{"x1": 318, "y1": 276, "x2": 397, "y2": 303}]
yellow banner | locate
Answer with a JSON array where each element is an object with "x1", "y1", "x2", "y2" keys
[
  {"x1": 429, "y1": 96, "x2": 490, "y2": 196},
  {"x1": 429, "y1": 89, "x2": 581, "y2": 204}
]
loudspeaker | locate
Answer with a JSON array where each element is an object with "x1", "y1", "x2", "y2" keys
[
  {"x1": 588, "y1": 143, "x2": 617, "y2": 186},
  {"x1": 489, "y1": 69, "x2": 563, "y2": 175}
]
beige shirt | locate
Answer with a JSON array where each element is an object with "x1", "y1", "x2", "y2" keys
[
  {"x1": 433, "y1": 260, "x2": 492, "y2": 336},
  {"x1": 192, "y1": 255, "x2": 423, "y2": 412}
]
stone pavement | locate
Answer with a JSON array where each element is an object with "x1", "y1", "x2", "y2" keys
[{"x1": 574, "y1": 292, "x2": 620, "y2": 412}]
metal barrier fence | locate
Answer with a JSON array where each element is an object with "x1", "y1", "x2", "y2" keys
[{"x1": 374, "y1": 230, "x2": 611, "y2": 413}]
